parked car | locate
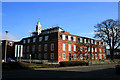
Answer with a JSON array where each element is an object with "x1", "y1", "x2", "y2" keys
[{"x1": 7, "y1": 58, "x2": 15, "y2": 62}]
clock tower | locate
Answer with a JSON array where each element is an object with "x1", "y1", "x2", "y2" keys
[{"x1": 36, "y1": 19, "x2": 41, "y2": 35}]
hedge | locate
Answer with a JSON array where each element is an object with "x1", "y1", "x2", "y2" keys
[{"x1": 59, "y1": 61, "x2": 89, "y2": 67}]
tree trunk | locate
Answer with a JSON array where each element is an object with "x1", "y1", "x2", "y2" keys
[{"x1": 110, "y1": 49, "x2": 114, "y2": 60}]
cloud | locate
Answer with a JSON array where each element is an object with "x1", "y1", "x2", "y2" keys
[{"x1": 0, "y1": 32, "x2": 20, "y2": 41}]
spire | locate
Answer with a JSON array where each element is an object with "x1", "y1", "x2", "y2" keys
[{"x1": 37, "y1": 18, "x2": 40, "y2": 25}]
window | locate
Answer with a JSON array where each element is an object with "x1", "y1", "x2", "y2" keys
[
  {"x1": 95, "y1": 54, "x2": 97, "y2": 59},
  {"x1": 95, "y1": 41, "x2": 97, "y2": 45},
  {"x1": 92, "y1": 48, "x2": 94, "y2": 52},
  {"x1": 32, "y1": 45, "x2": 35, "y2": 53},
  {"x1": 39, "y1": 37, "x2": 42, "y2": 41},
  {"x1": 62, "y1": 53, "x2": 66, "y2": 59},
  {"x1": 27, "y1": 39, "x2": 30, "y2": 43},
  {"x1": 68, "y1": 44, "x2": 71, "y2": 51},
  {"x1": 51, "y1": 43, "x2": 54, "y2": 51},
  {"x1": 88, "y1": 54, "x2": 91, "y2": 59},
  {"x1": 103, "y1": 42, "x2": 105, "y2": 46},
  {"x1": 80, "y1": 38, "x2": 83, "y2": 43},
  {"x1": 38, "y1": 53, "x2": 41, "y2": 59},
  {"x1": 103, "y1": 49, "x2": 105, "y2": 53},
  {"x1": 73, "y1": 45, "x2": 76, "y2": 51},
  {"x1": 99, "y1": 54, "x2": 102, "y2": 59},
  {"x1": 84, "y1": 47, "x2": 87, "y2": 52},
  {"x1": 23, "y1": 40, "x2": 26, "y2": 44},
  {"x1": 50, "y1": 53, "x2": 54, "y2": 59},
  {"x1": 91, "y1": 40, "x2": 93, "y2": 44},
  {"x1": 84, "y1": 39, "x2": 86, "y2": 43},
  {"x1": 80, "y1": 47, "x2": 83, "y2": 51},
  {"x1": 27, "y1": 54, "x2": 29, "y2": 59},
  {"x1": 85, "y1": 54, "x2": 87, "y2": 59},
  {"x1": 39, "y1": 45, "x2": 41, "y2": 52},
  {"x1": 27, "y1": 46, "x2": 29, "y2": 52},
  {"x1": 95, "y1": 48, "x2": 97, "y2": 52},
  {"x1": 62, "y1": 35, "x2": 65, "y2": 40},
  {"x1": 80, "y1": 54, "x2": 83, "y2": 59},
  {"x1": 103, "y1": 54, "x2": 106, "y2": 59},
  {"x1": 44, "y1": 53, "x2": 47, "y2": 59},
  {"x1": 99, "y1": 42, "x2": 101, "y2": 45},
  {"x1": 88, "y1": 47, "x2": 90, "y2": 52},
  {"x1": 73, "y1": 37, "x2": 76, "y2": 42},
  {"x1": 33, "y1": 38, "x2": 36, "y2": 42},
  {"x1": 68, "y1": 36, "x2": 71, "y2": 41},
  {"x1": 92, "y1": 54, "x2": 94, "y2": 59},
  {"x1": 73, "y1": 53, "x2": 76, "y2": 59},
  {"x1": 44, "y1": 44, "x2": 47, "y2": 51},
  {"x1": 88, "y1": 39, "x2": 90, "y2": 43},
  {"x1": 63, "y1": 43, "x2": 65, "y2": 51},
  {"x1": 99, "y1": 49, "x2": 101, "y2": 52},
  {"x1": 45, "y1": 36, "x2": 49, "y2": 41}
]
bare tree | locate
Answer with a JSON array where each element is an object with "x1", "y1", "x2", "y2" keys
[{"x1": 94, "y1": 19, "x2": 120, "y2": 60}]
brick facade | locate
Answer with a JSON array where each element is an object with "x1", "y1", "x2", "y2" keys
[{"x1": 20, "y1": 27, "x2": 106, "y2": 62}]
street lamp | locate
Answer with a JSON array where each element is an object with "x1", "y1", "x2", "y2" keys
[
  {"x1": 29, "y1": 54, "x2": 31, "y2": 64},
  {"x1": 4, "y1": 30, "x2": 8, "y2": 63}
]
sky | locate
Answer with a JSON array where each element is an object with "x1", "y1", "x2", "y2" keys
[{"x1": 2, "y1": 2, "x2": 118, "y2": 41}]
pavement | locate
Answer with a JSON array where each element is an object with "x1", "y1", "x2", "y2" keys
[{"x1": 2, "y1": 64, "x2": 120, "y2": 80}]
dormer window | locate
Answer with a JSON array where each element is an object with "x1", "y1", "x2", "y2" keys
[
  {"x1": 99, "y1": 42, "x2": 101, "y2": 45},
  {"x1": 73, "y1": 37, "x2": 76, "y2": 42},
  {"x1": 45, "y1": 36, "x2": 48, "y2": 41},
  {"x1": 80, "y1": 38, "x2": 82, "y2": 43},
  {"x1": 27, "y1": 39, "x2": 30, "y2": 43},
  {"x1": 88, "y1": 39, "x2": 90, "y2": 43},
  {"x1": 62, "y1": 35, "x2": 65, "y2": 40},
  {"x1": 84, "y1": 39, "x2": 86, "y2": 43},
  {"x1": 68, "y1": 36, "x2": 71, "y2": 41},
  {"x1": 23, "y1": 40, "x2": 26, "y2": 44}
]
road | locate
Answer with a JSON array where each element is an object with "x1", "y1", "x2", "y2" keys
[{"x1": 2, "y1": 64, "x2": 120, "y2": 80}]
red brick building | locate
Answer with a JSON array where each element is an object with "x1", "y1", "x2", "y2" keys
[{"x1": 19, "y1": 20, "x2": 106, "y2": 63}]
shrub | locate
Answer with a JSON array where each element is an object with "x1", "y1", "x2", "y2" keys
[
  {"x1": 59, "y1": 61, "x2": 89, "y2": 67},
  {"x1": 115, "y1": 65, "x2": 120, "y2": 75}
]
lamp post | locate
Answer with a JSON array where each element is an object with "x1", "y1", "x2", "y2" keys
[
  {"x1": 30, "y1": 54, "x2": 31, "y2": 64},
  {"x1": 4, "y1": 30, "x2": 8, "y2": 63}
]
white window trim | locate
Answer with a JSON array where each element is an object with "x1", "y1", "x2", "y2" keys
[
  {"x1": 63, "y1": 43, "x2": 65, "y2": 51},
  {"x1": 68, "y1": 36, "x2": 71, "y2": 41},
  {"x1": 73, "y1": 45, "x2": 76, "y2": 51},
  {"x1": 68, "y1": 44, "x2": 71, "y2": 51},
  {"x1": 73, "y1": 37, "x2": 76, "y2": 42},
  {"x1": 62, "y1": 35, "x2": 65, "y2": 40},
  {"x1": 80, "y1": 38, "x2": 83, "y2": 43}
]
